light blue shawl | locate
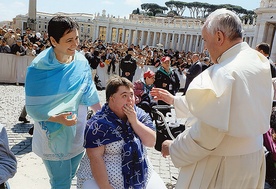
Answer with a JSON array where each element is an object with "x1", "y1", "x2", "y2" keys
[{"x1": 25, "y1": 47, "x2": 99, "y2": 158}]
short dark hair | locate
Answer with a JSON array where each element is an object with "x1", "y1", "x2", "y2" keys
[
  {"x1": 105, "y1": 76, "x2": 133, "y2": 102},
  {"x1": 1, "y1": 38, "x2": 7, "y2": 43},
  {"x1": 81, "y1": 45, "x2": 88, "y2": 50},
  {"x1": 127, "y1": 47, "x2": 133, "y2": 52},
  {"x1": 203, "y1": 57, "x2": 210, "y2": 62},
  {"x1": 48, "y1": 16, "x2": 79, "y2": 47},
  {"x1": 256, "y1": 43, "x2": 270, "y2": 55},
  {"x1": 93, "y1": 49, "x2": 99, "y2": 56}
]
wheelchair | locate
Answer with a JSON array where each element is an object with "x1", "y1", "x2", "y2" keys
[
  {"x1": 0, "y1": 182, "x2": 10, "y2": 189},
  {"x1": 151, "y1": 105, "x2": 186, "y2": 152}
]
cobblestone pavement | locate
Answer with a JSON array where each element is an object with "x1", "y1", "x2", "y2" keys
[{"x1": 0, "y1": 84, "x2": 178, "y2": 188}]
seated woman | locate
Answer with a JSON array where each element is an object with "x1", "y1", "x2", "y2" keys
[
  {"x1": 133, "y1": 70, "x2": 157, "y2": 117},
  {"x1": 77, "y1": 76, "x2": 166, "y2": 189}
]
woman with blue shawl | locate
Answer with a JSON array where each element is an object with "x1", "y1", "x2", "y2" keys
[
  {"x1": 25, "y1": 16, "x2": 101, "y2": 189},
  {"x1": 76, "y1": 76, "x2": 166, "y2": 189}
]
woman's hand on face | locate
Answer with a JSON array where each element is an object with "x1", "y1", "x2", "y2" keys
[
  {"x1": 123, "y1": 104, "x2": 137, "y2": 124},
  {"x1": 48, "y1": 112, "x2": 77, "y2": 126}
]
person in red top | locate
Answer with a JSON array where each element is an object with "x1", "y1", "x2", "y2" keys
[{"x1": 133, "y1": 70, "x2": 157, "y2": 116}]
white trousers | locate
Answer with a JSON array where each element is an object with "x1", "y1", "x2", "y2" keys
[{"x1": 82, "y1": 170, "x2": 167, "y2": 189}]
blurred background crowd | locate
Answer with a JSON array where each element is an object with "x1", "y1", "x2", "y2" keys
[{"x1": 0, "y1": 26, "x2": 212, "y2": 77}]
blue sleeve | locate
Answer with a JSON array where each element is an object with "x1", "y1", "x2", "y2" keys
[
  {"x1": 0, "y1": 125, "x2": 17, "y2": 184},
  {"x1": 136, "y1": 106, "x2": 155, "y2": 131}
]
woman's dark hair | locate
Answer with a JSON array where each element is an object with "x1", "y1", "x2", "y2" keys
[
  {"x1": 93, "y1": 49, "x2": 99, "y2": 57},
  {"x1": 105, "y1": 76, "x2": 133, "y2": 102},
  {"x1": 48, "y1": 16, "x2": 79, "y2": 47}
]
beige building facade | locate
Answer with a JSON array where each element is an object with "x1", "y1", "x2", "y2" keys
[
  {"x1": 10, "y1": 10, "x2": 255, "y2": 53},
  {"x1": 8, "y1": 0, "x2": 276, "y2": 57}
]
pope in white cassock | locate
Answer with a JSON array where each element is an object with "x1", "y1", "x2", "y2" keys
[{"x1": 151, "y1": 9, "x2": 273, "y2": 189}]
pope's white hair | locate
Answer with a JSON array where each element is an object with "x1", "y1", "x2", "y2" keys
[{"x1": 203, "y1": 8, "x2": 244, "y2": 40}]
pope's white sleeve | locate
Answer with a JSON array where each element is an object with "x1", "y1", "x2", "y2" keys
[
  {"x1": 169, "y1": 122, "x2": 225, "y2": 168},
  {"x1": 174, "y1": 96, "x2": 190, "y2": 118}
]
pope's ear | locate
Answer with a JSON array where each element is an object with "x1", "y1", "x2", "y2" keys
[{"x1": 216, "y1": 31, "x2": 225, "y2": 45}]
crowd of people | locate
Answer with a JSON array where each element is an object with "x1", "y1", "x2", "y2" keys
[
  {"x1": 0, "y1": 25, "x2": 212, "y2": 78},
  {"x1": 1, "y1": 8, "x2": 276, "y2": 189},
  {"x1": 0, "y1": 27, "x2": 49, "y2": 56},
  {"x1": 0, "y1": 27, "x2": 207, "y2": 58}
]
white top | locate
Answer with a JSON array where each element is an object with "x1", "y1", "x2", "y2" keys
[
  {"x1": 77, "y1": 140, "x2": 153, "y2": 189},
  {"x1": 169, "y1": 42, "x2": 272, "y2": 189},
  {"x1": 175, "y1": 42, "x2": 273, "y2": 137}
]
